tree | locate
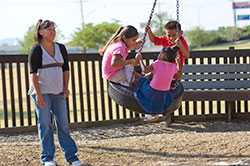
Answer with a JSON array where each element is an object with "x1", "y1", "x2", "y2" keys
[
  {"x1": 139, "y1": 11, "x2": 171, "y2": 48},
  {"x1": 140, "y1": 11, "x2": 171, "y2": 36},
  {"x1": 19, "y1": 25, "x2": 64, "y2": 54},
  {"x1": 217, "y1": 26, "x2": 242, "y2": 42},
  {"x1": 69, "y1": 22, "x2": 121, "y2": 50},
  {"x1": 19, "y1": 25, "x2": 36, "y2": 54},
  {"x1": 242, "y1": 25, "x2": 250, "y2": 37},
  {"x1": 186, "y1": 27, "x2": 211, "y2": 48}
]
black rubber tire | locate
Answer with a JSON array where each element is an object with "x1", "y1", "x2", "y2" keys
[
  {"x1": 108, "y1": 82, "x2": 145, "y2": 113},
  {"x1": 108, "y1": 81, "x2": 184, "y2": 115}
]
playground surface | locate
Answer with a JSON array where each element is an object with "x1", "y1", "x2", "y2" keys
[{"x1": 1, "y1": 121, "x2": 250, "y2": 166}]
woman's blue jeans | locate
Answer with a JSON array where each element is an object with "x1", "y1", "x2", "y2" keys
[{"x1": 31, "y1": 94, "x2": 78, "y2": 163}]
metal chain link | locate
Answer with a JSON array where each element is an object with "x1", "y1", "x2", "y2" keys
[
  {"x1": 136, "y1": 0, "x2": 158, "y2": 72},
  {"x1": 137, "y1": 0, "x2": 158, "y2": 54},
  {"x1": 176, "y1": 0, "x2": 180, "y2": 23}
]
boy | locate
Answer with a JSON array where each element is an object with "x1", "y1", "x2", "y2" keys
[{"x1": 146, "y1": 20, "x2": 189, "y2": 80}]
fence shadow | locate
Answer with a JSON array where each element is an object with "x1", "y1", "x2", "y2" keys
[
  {"x1": 170, "y1": 120, "x2": 250, "y2": 133},
  {"x1": 87, "y1": 146, "x2": 250, "y2": 159},
  {"x1": 71, "y1": 120, "x2": 250, "y2": 141}
]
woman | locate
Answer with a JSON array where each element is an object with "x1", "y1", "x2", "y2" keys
[{"x1": 28, "y1": 19, "x2": 82, "y2": 166}]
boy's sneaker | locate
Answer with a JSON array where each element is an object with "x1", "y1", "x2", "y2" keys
[
  {"x1": 71, "y1": 160, "x2": 82, "y2": 166},
  {"x1": 44, "y1": 161, "x2": 56, "y2": 166},
  {"x1": 143, "y1": 114, "x2": 164, "y2": 123}
]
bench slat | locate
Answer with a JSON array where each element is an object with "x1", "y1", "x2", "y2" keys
[
  {"x1": 183, "y1": 64, "x2": 250, "y2": 73},
  {"x1": 183, "y1": 90, "x2": 250, "y2": 101},
  {"x1": 182, "y1": 80, "x2": 250, "y2": 90},
  {"x1": 182, "y1": 73, "x2": 250, "y2": 80}
]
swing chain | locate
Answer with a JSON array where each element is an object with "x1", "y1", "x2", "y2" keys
[
  {"x1": 137, "y1": 0, "x2": 158, "y2": 54},
  {"x1": 176, "y1": 0, "x2": 180, "y2": 22}
]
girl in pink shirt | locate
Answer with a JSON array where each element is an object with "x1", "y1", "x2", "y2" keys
[
  {"x1": 101, "y1": 25, "x2": 141, "y2": 86},
  {"x1": 134, "y1": 46, "x2": 179, "y2": 114}
]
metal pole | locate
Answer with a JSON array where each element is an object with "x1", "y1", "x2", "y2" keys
[
  {"x1": 80, "y1": 0, "x2": 84, "y2": 26},
  {"x1": 232, "y1": 1, "x2": 237, "y2": 27}
]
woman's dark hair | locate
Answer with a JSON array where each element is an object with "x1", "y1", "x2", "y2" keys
[
  {"x1": 164, "y1": 20, "x2": 181, "y2": 31},
  {"x1": 160, "y1": 46, "x2": 179, "y2": 63},
  {"x1": 34, "y1": 19, "x2": 55, "y2": 43},
  {"x1": 99, "y1": 25, "x2": 139, "y2": 55}
]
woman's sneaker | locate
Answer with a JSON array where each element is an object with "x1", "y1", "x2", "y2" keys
[{"x1": 44, "y1": 161, "x2": 56, "y2": 166}]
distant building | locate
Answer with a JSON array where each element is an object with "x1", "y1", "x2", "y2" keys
[{"x1": 0, "y1": 44, "x2": 21, "y2": 54}]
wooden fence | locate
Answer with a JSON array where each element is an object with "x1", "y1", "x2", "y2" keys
[{"x1": 0, "y1": 47, "x2": 250, "y2": 133}]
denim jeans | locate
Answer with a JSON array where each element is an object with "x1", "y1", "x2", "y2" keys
[{"x1": 31, "y1": 94, "x2": 78, "y2": 163}]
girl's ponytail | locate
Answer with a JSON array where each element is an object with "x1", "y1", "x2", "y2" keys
[
  {"x1": 99, "y1": 26, "x2": 124, "y2": 55},
  {"x1": 99, "y1": 25, "x2": 138, "y2": 55}
]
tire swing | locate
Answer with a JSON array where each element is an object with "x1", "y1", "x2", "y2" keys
[{"x1": 108, "y1": 0, "x2": 184, "y2": 115}]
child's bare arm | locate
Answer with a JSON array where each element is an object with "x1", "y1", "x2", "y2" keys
[
  {"x1": 145, "y1": 26, "x2": 156, "y2": 43},
  {"x1": 144, "y1": 64, "x2": 153, "y2": 74},
  {"x1": 174, "y1": 56, "x2": 183, "y2": 80},
  {"x1": 111, "y1": 54, "x2": 137, "y2": 68},
  {"x1": 178, "y1": 40, "x2": 190, "y2": 58},
  {"x1": 175, "y1": 34, "x2": 190, "y2": 58}
]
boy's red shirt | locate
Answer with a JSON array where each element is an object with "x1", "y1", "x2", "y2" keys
[{"x1": 153, "y1": 36, "x2": 189, "y2": 65}]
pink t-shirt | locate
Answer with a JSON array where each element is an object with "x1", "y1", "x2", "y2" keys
[
  {"x1": 150, "y1": 60, "x2": 178, "y2": 91},
  {"x1": 102, "y1": 41, "x2": 128, "y2": 80}
]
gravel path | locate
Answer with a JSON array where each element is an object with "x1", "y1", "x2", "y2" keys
[{"x1": 1, "y1": 121, "x2": 250, "y2": 166}]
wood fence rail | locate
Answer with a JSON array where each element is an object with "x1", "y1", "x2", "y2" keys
[{"x1": 0, "y1": 47, "x2": 250, "y2": 133}]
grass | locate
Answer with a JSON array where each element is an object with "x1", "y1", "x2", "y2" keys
[{"x1": 193, "y1": 39, "x2": 250, "y2": 51}]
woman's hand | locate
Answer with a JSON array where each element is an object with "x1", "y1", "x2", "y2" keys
[
  {"x1": 64, "y1": 89, "x2": 70, "y2": 98},
  {"x1": 36, "y1": 94, "x2": 46, "y2": 108}
]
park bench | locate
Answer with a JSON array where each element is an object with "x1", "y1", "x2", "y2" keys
[{"x1": 181, "y1": 63, "x2": 250, "y2": 121}]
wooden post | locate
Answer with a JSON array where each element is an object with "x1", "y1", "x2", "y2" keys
[
  {"x1": 227, "y1": 101, "x2": 236, "y2": 122},
  {"x1": 227, "y1": 47, "x2": 236, "y2": 121}
]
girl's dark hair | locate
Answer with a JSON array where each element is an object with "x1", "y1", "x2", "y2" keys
[
  {"x1": 34, "y1": 19, "x2": 55, "y2": 43},
  {"x1": 164, "y1": 20, "x2": 181, "y2": 31},
  {"x1": 160, "y1": 46, "x2": 179, "y2": 63},
  {"x1": 99, "y1": 25, "x2": 138, "y2": 55}
]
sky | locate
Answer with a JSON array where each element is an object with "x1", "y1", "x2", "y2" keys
[{"x1": 1, "y1": 0, "x2": 250, "y2": 42}]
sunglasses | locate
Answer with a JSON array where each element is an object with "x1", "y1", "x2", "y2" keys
[{"x1": 39, "y1": 20, "x2": 56, "y2": 30}]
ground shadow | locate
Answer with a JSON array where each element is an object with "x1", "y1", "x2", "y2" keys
[{"x1": 86, "y1": 145, "x2": 250, "y2": 159}]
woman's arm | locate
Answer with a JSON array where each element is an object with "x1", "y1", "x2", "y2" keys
[
  {"x1": 30, "y1": 74, "x2": 46, "y2": 108},
  {"x1": 59, "y1": 43, "x2": 70, "y2": 97},
  {"x1": 111, "y1": 54, "x2": 137, "y2": 68},
  {"x1": 28, "y1": 45, "x2": 46, "y2": 107},
  {"x1": 63, "y1": 71, "x2": 70, "y2": 98},
  {"x1": 31, "y1": 74, "x2": 42, "y2": 96}
]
